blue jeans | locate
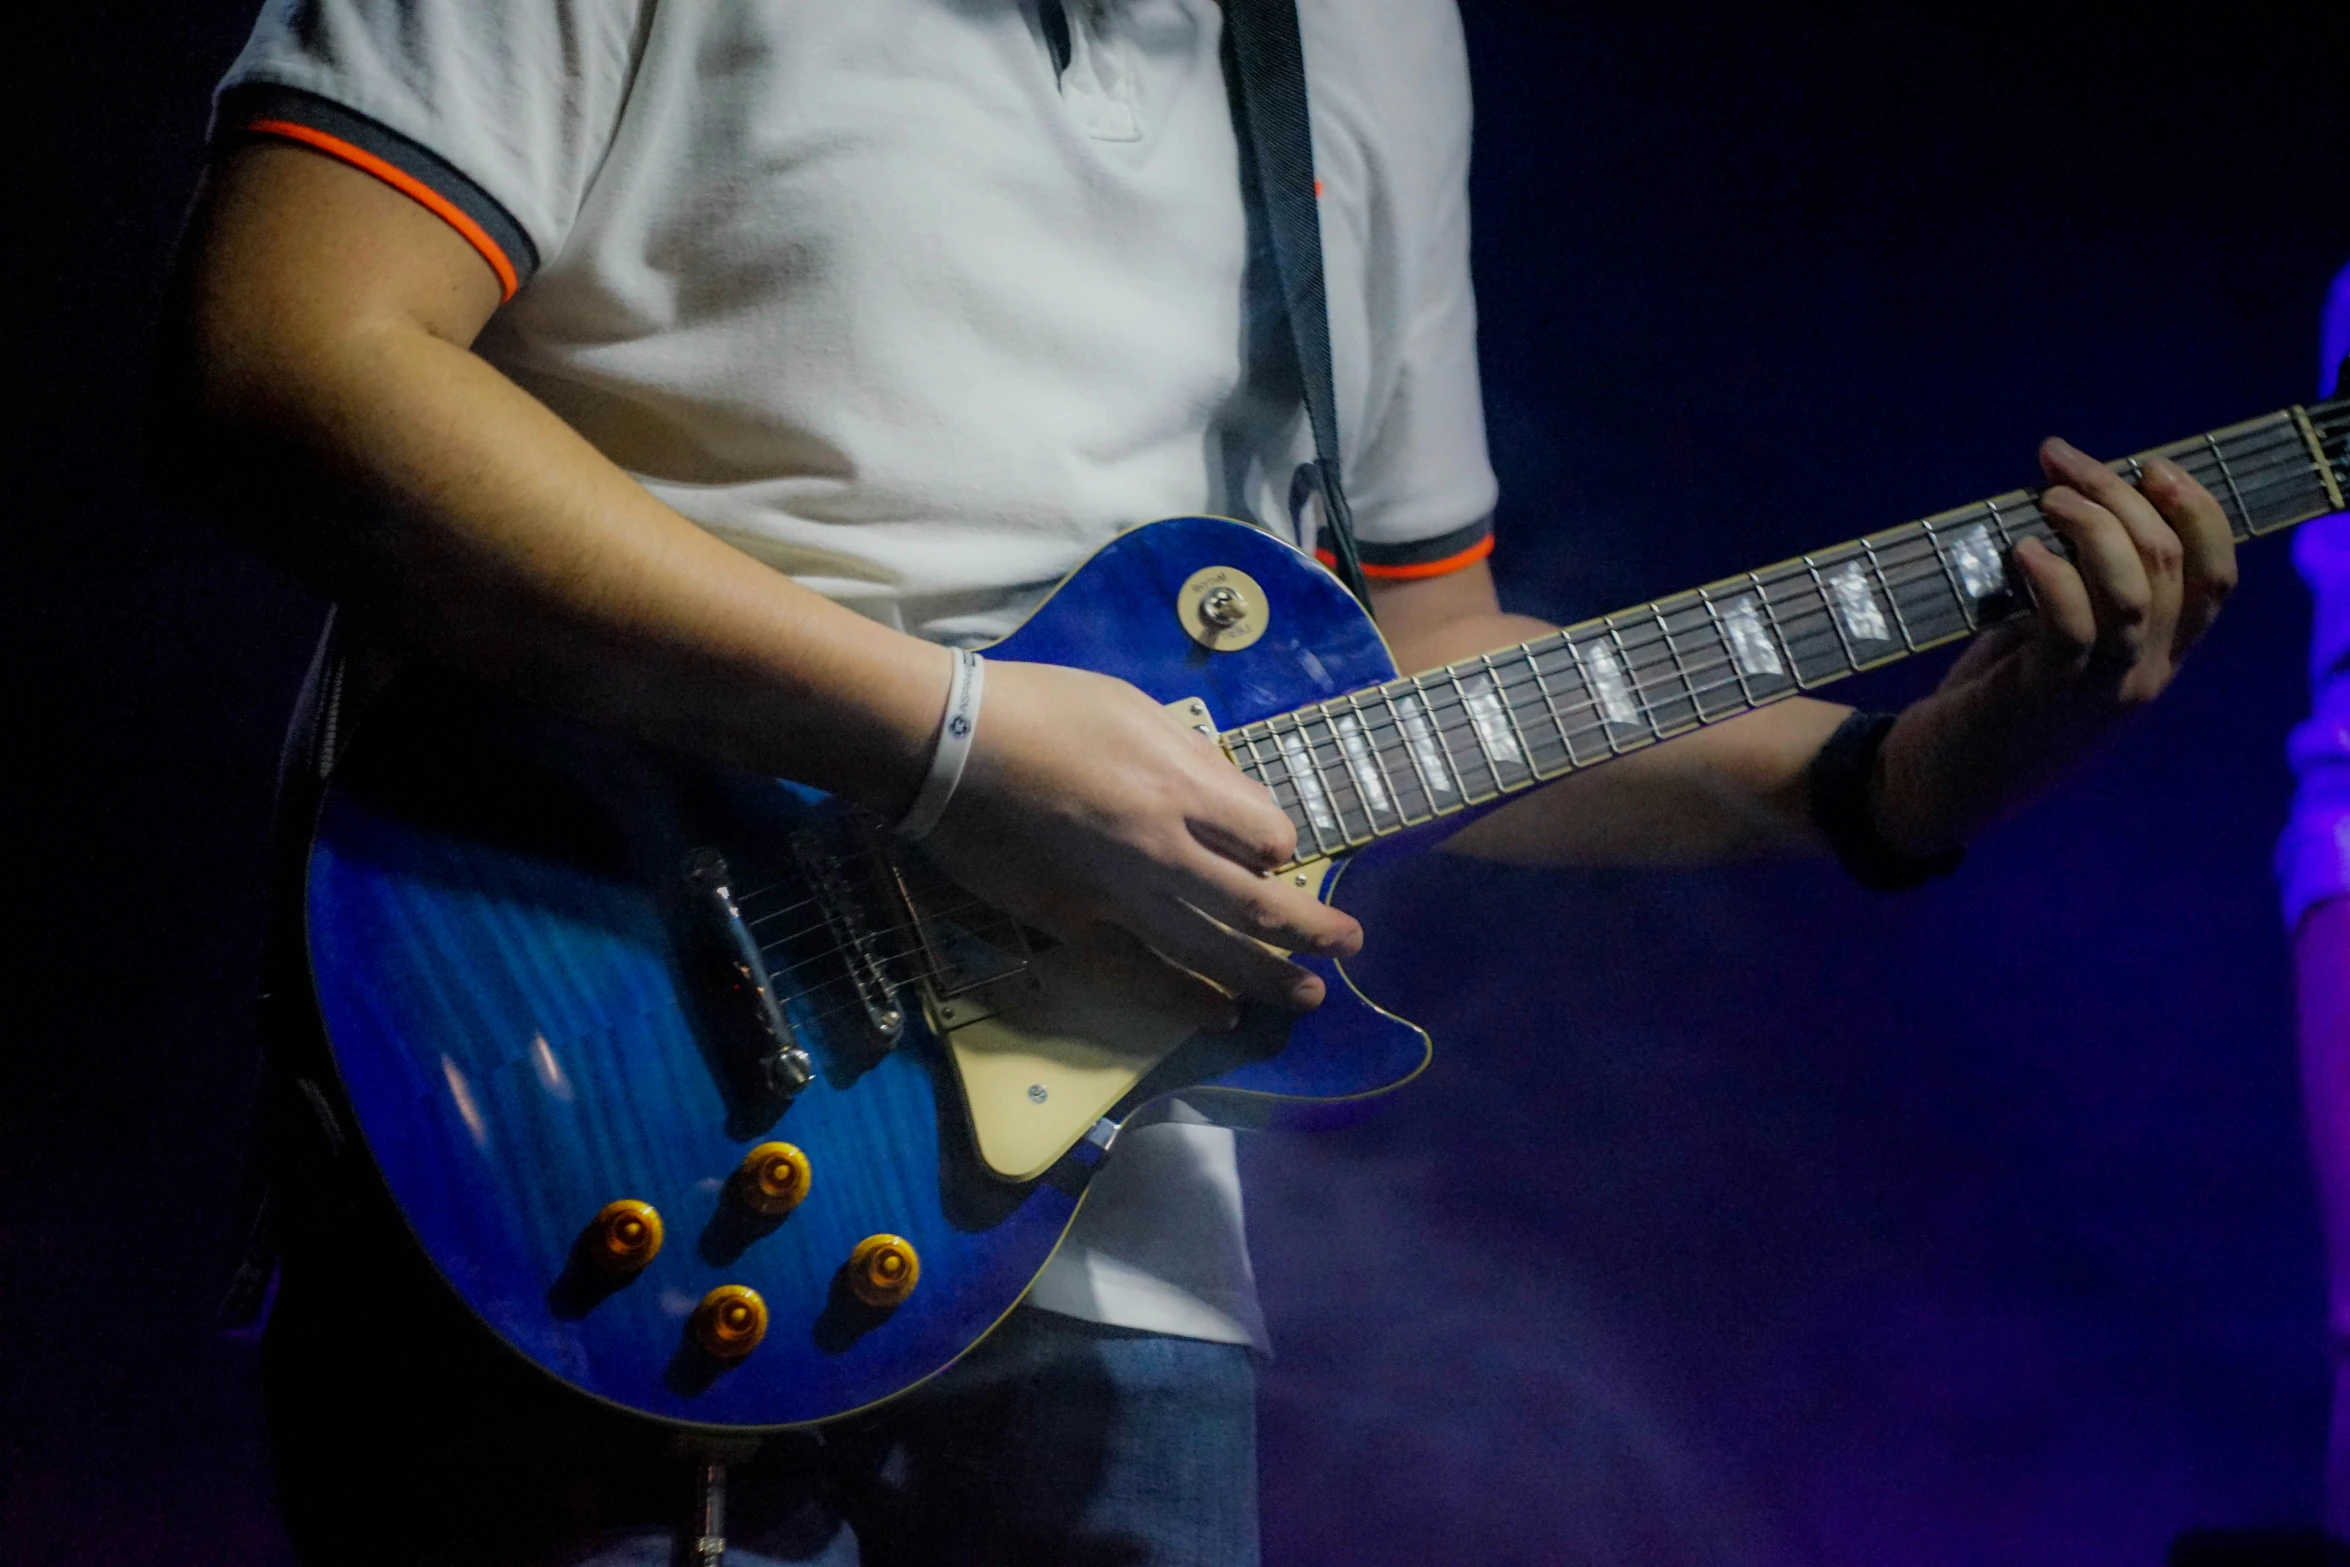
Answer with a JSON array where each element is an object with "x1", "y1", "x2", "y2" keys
[
  {"x1": 266, "y1": 1210, "x2": 1257, "y2": 1567},
  {"x1": 568, "y1": 1311, "x2": 1260, "y2": 1567}
]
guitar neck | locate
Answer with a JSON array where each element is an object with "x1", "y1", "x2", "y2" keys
[{"x1": 1223, "y1": 395, "x2": 2350, "y2": 862}]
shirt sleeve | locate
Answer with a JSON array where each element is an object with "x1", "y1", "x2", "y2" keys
[
  {"x1": 1311, "y1": 0, "x2": 1500, "y2": 581},
  {"x1": 2275, "y1": 258, "x2": 2350, "y2": 931},
  {"x1": 211, "y1": 0, "x2": 651, "y2": 299}
]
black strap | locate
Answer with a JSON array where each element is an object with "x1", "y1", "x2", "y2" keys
[{"x1": 1222, "y1": 0, "x2": 1375, "y2": 612}]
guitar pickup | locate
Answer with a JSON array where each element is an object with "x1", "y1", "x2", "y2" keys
[
  {"x1": 791, "y1": 829, "x2": 906, "y2": 1047},
  {"x1": 683, "y1": 849, "x2": 814, "y2": 1098}
]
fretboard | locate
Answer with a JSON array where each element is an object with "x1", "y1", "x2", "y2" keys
[{"x1": 1223, "y1": 396, "x2": 2350, "y2": 863}]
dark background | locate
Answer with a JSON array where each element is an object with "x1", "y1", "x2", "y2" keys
[{"x1": 7, "y1": 3, "x2": 2349, "y2": 1563}]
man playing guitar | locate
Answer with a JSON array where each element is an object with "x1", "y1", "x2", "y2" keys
[{"x1": 159, "y1": 1, "x2": 2238, "y2": 1560}]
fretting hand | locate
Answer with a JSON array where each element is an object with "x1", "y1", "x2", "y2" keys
[{"x1": 1875, "y1": 438, "x2": 2239, "y2": 854}]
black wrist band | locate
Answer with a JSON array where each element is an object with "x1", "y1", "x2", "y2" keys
[{"x1": 1808, "y1": 710, "x2": 1965, "y2": 893}]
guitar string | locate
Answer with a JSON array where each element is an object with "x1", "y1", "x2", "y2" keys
[
  {"x1": 729, "y1": 427, "x2": 2322, "y2": 913},
  {"x1": 727, "y1": 433, "x2": 2330, "y2": 964},
  {"x1": 1216, "y1": 438, "x2": 2327, "y2": 843},
  {"x1": 1233, "y1": 428, "x2": 2318, "y2": 767},
  {"x1": 719, "y1": 428, "x2": 2350, "y2": 1043},
  {"x1": 749, "y1": 525, "x2": 2330, "y2": 1025},
  {"x1": 732, "y1": 434, "x2": 2330, "y2": 965},
  {"x1": 749, "y1": 482, "x2": 2317, "y2": 967}
]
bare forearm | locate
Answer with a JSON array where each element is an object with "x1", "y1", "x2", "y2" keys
[
  {"x1": 160, "y1": 146, "x2": 946, "y2": 808},
  {"x1": 1441, "y1": 694, "x2": 1846, "y2": 866},
  {"x1": 1374, "y1": 583, "x2": 1843, "y2": 867}
]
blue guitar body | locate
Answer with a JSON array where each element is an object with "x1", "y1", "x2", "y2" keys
[{"x1": 306, "y1": 516, "x2": 1430, "y2": 1430}]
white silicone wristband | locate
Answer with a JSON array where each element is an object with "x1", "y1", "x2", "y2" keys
[{"x1": 896, "y1": 649, "x2": 985, "y2": 841}]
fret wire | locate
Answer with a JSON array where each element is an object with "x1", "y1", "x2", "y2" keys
[
  {"x1": 1231, "y1": 727, "x2": 1265, "y2": 794},
  {"x1": 1411, "y1": 672, "x2": 1476, "y2": 806},
  {"x1": 2224, "y1": 429, "x2": 2320, "y2": 527},
  {"x1": 2231, "y1": 438, "x2": 2325, "y2": 531},
  {"x1": 1222, "y1": 728, "x2": 1253, "y2": 784},
  {"x1": 1453, "y1": 662, "x2": 1512, "y2": 793},
  {"x1": 1240, "y1": 728, "x2": 1310, "y2": 843},
  {"x1": 1796, "y1": 555, "x2": 1859, "y2": 678},
  {"x1": 1384, "y1": 680, "x2": 1452, "y2": 811},
  {"x1": 1366, "y1": 688, "x2": 1438, "y2": 821},
  {"x1": 1857, "y1": 537, "x2": 1918, "y2": 653},
  {"x1": 1767, "y1": 570, "x2": 1842, "y2": 667},
  {"x1": 1400, "y1": 676, "x2": 1480, "y2": 805},
  {"x1": 1512, "y1": 655, "x2": 1574, "y2": 760},
  {"x1": 1791, "y1": 551, "x2": 1900, "y2": 666},
  {"x1": 1697, "y1": 584, "x2": 1758, "y2": 707},
  {"x1": 1747, "y1": 568, "x2": 1801, "y2": 689},
  {"x1": 1232, "y1": 728, "x2": 1271, "y2": 791},
  {"x1": 1381, "y1": 681, "x2": 1438, "y2": 817},
  {"x1": 1306, "y1": 706, "x2": 1373, "y2": 843},
  {"x1": 1400, "y1": 676, "x2": 1457, "y2": 803},
  {"x1": 1224, "y1": 417, "x2": 2335, "y2": 861},
  {"x1": 1980, "y1": 497, "x2": 2014, "y2": 552},
  {"x1": 1292, "y1": 713, "x2": 1337, "y2": 841},
  {"x1": 1917, "y1": 517, "x2": 1980, "y2": 631},
  {"x1": 1443, "y1": 663, "x2": 1507, "y2": 792},
  {"x1": 1400, "y1": 662, "x2": 1569, "y2": 765},
  {"x1": 1518, "y1": 639, "x2": 1576, "y2": 769},
  {"x1": 1771, "y1": 556, "x2": 1834, "y2": 666},
  {"x1": 1650, "y1": 604, "x2": 1708, "y2": 725},
  {"x1": 1764, "y1": 440, "x2": 2298, "y2": 683},
  {"x1": 1876, "y1": 529, "x2": 1956, "y2": 618},
  {"x1": 1230, "y1": 720, "x2": 1266, "y2": 786},
  {"x1": 1477, "y1": 651, "x2": 1542, "y2": 770},
  {"x1": 1912, "y1": 518, "x2": 1982, "y2": 616},
  {"x1": 1683, "y1": 596, "x2": 1744, "y2": 716},
  {"x1": 2196, "y1": 426, "x2": 2308, "y2": 528},
  {"x1": 1603, "y1": 623, "x2": 1659, "y2": 742},
  {"x1": 1343, "y1": 690, "x2": 1409, "y2": 825},
  {"x1": 1272, "y1": 715, "x2": 1340, "y2": 857},
  {"x1": 1559, "y1": 635, "x2": 1615, "y2": 755},
  {"x1": 1549, "y1": 657, "x2": 1613, "y2": 762},
  {"x1": 1372, "y1": 690, "x2": 1419, "y2": 798},
  {"x1": 2205, "y1": 432, "x2": 2253, "y2": 534},
  {"x1": 1347, "y1": 691, "x2": 1407, "y2": 821},
  {"x1": 1316, "y1": 702, "x2": 1366, "y2": 833},
  {"x1": 1258, "y1": 718, "x2": 1311, "y2": 856}
]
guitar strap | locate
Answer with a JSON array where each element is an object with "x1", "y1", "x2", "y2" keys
[{"x1": 1222, "y1": 0, "x2": 1377, "y2": 613}]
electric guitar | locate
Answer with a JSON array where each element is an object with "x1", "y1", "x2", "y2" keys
[{"x1": 305, "y1": 395, "x2": 2348, "y2": 1428}]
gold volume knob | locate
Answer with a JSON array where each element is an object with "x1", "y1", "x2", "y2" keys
[
  {"x1": 587, "y1": 1200, "x2": 664, "y2": 1275},
  {"x1": 692, "y1": 1285, "x2": 769, "y2": 1360},
  {"x1": 736, "y1": 1142, "x2": 812, "y2": 1216},
  {"x1": 846, "y1": 1234, "x2": 921, "y2": 1308}
]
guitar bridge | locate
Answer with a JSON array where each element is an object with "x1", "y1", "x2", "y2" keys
[
  {"x1": 682, "y1": 850, "x2": 814, "y2": 1098},
  {"x1": 789, "y1": 829, "x2": 905, "y2": 1046}
]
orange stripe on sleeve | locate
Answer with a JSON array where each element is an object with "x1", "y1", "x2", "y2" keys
[
  {"x1": 246, "y1": 118, "x2": 520, "y2": 301},
  {"x1": 1316, "y1": 531, "x2": 1495, "y2": 582}
]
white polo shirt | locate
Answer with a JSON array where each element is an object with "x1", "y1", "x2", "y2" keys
[{"x1": 218, "y1": 0, "x2": 1499, "y2": 1348}]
